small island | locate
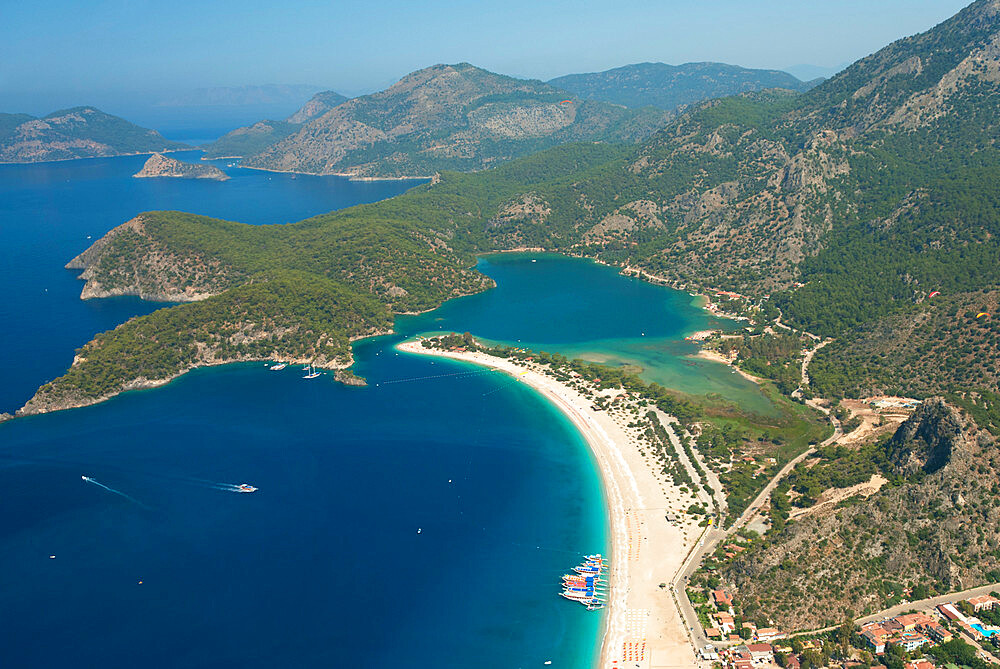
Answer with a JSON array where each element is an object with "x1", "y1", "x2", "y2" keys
[{"x1": 133, "y1": 153, "x2": 229, "y2": 181}]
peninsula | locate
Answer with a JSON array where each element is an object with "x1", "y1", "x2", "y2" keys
[
  {"x1": 0, "y1": 107, "x2": 186, "y2": 163},
  {"x1": 133, "y1": 153, "x2": 229, "y2": 181}
]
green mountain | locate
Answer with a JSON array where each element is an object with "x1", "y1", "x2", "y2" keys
[
  {"x1": 719, "y1": 399, "x2": 1000, "y2": 630},
  {"x1": 28, "y1": 1, "x2": 1000, "y2": 419},
  {"x1": 238, "y1": 62, "x2": 669, "y2": 177},
  {"x1": 200, "y1": 119, "x2": 301, "y2": 159},
  {"x1": 286, "y1": 90, "x2": 349, "y2": 123},
  {"x1": 201, "y1": 90, "x2": 349, "y2": 159},
  {"x1": 548, "y1": 61, "x2": 818, "y2": 110},
  {"x1": 0, "y1": 107, "x2": 186, "y2": 163}
]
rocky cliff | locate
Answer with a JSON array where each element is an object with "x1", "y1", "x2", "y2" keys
[
  {"x1": 286, "y1": 90, "x2": 348, "y2": 123},
  {"x1": 134, "y1": 153, "x2": 229, "y2": 180}
]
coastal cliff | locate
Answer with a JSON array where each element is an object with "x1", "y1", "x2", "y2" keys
[
  {"x1": 133, "y1": 153, "x2": 229, "y2": 180},
  {"x1": 65, "y1": 213, "x2": 244, "y2": 301}
]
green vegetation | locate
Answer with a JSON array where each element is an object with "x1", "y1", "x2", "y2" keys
[
  {"x1": 28, "y1": 272, "x2": 390, "y2": 410},
  {"x1": 549, "y1": 61, "x2": 815, "y2": 111},
  {"x1": 201, "y1": 120, "x2": 301, "y2": 159},
  {"x1": 0, "y1": 107, "x2": 186, "y2": 163},
  {"x1": 716, "y1": 332, "x2": 806, "y2": 394}
]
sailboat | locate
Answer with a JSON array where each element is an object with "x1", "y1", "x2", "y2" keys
[{"x1": 303, "y1": 364, "x2": 321, "y2": 379}]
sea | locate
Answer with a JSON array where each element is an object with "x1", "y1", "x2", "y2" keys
[{"x1": 0, "y1": 152, "x2": 763, "y2": 667}]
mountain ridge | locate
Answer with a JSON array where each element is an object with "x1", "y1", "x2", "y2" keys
[
  {"x1": 548, "y1": 61, "x2": 818, "y2": 110},
  {"x1": 238, "y1": 62, "x2": 667, "y2": 177},
  {"x1": 0, "y1": 106, "x2": 187, "y2": 163}
]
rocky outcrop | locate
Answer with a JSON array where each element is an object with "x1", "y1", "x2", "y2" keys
[
  {"x1": 885, "y1": 398, "x2": 967, "y2": 476},
  {"x1": 133, "y1": 153, "x2": 229, "y2": 180},
  {"x1": 722, "y1": 399, "x2": 998, "y2": 629}
]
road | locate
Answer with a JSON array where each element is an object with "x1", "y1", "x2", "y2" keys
[
  {"x1": 786, "y1": 581, "x2": 1000, "y2": 644},
  {"x1": 670, "y1": 404, "x2": 842, "y2": 654},
  {"x1": 670, "y1": 313, "x2": 844, "y2": 655}
]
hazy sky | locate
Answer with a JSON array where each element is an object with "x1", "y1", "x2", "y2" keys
[{"x1": 1, "y1": 0, "x2": 973, "y2": 111}]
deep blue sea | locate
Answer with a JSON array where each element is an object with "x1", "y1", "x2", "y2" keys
[
  {"x1": 0, "y1": 153, "x2": 764, "y2": 667},
  {"x1": 0, "y1": 154, "x2": 607, "y2": 668}
]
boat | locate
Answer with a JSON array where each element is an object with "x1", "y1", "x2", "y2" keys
[
  {"x1": 236, "y1": 484, "x2": 257, "y2": 493},
  {"x1": 303, "y1": 364, "x2": 321, "y2": 379},
  {"x1": 269, "y1": 362, "x2": 287, "y2": 370}
]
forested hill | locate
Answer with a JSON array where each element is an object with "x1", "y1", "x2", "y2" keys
[
  {"x1": 224, "y1": 63, "x2": 668, "y2": 177},
  {"x1": 548, "y1": 62, "x2": 817, "y2": 110},
  {"x1": 0, "y1": 107, "x2": 186, "y2": 163},
  {"x1": 202, "y1": 90, "x2": 349, "y2": 159},
  {"x1": 29, "y1": 0, "x2": 1000, "y2": 412}
]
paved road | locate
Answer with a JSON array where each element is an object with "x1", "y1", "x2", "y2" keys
[
  {"x1": 670, "y1": 315, "x2": 843, "y2": 655},
  {"x1": 670, "y1": 403, "x2": 842, "y2": 654},
  {"x1": 785, "y1": 581, "x2": 1000, "y2": 638}
]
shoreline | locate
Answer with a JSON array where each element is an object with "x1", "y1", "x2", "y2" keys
[
  {"x1": 398, "y1": 339, "x2": 701, "y2": 668},
  {"x1": 692, "y1": 349, "x2": 765, "y2": 385},
  {"x1": 233, "y1": 162, "x2": 434, "y2": 182}
]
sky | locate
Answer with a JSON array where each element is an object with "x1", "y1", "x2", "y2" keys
[{"x1": 0, "y1": 0, "x2": 974, "y2": 114}]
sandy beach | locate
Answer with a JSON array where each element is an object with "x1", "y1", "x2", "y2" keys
[{"x1": 398, "y1": 340, "x2": 702, "y2": 668}]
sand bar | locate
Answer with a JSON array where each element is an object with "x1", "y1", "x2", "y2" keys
[{"x1": 397, "y1": 340, "x2": 702, "y2": 668}]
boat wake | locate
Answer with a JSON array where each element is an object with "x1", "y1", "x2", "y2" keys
[{"x1": 81, "y1": 476, "x2": 149, "y2": 508}]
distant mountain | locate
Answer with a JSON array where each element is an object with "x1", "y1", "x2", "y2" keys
[
  {"x1": 286, "y1": 90, "x2": 349, "y2": 124},
  {"x1": 158, "y1": 84, "x2": 323, "y2": 107},
  {"x1": 0, "y1": 107, "x2": 187, "y2": 163},
  {"x1": 547, "y1": 62, "x2": 818, "y2": 110},
  {"x1": 238, "y1": 62, "x2": 668, "y2": 177},
  {"x1": 200, "y1": 120, "x2": 301, "y2": 159},
  {"x1": 782, "y1": 63, "x2": 848, "y2": 81},
  {"x1": 200, "y1": 90, "x2": 349, "y2": 158}
]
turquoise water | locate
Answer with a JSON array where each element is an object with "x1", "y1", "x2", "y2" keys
[
  {"x1": 402, "y1": 253, "x2": 775, "y2": 415},
  {"x1": 973, "y1": 624, "x2": 998, "y2": 637}
]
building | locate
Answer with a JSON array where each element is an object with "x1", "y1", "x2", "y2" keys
[
  {"x1": 714, "y1": 612, "x2": 736, "y2": 634},
  {"x1": 714, "y1": 589, "x2": 734, "y2": 608},
  {"x1": 968, "y1": 595, "x2": 1000, "y2": 612},
  {"x1": 895, "y1": 613, "x2": 936, "y2": 630},
  {"x1": 757, "y1": 627, "x2": 783, "y2": 642},
  {"x1": 862, "y1": 622, "x2": 889, "y2": 654},
  {"x1": 923, "y1": 622, "x2": 953, "y2": 644},
  {"x1": 938, "y1": 603, "x2": 963, "y2": 621},
  {"x1": 893, "y1": 630, "x2": 932, "y2": 652},
  {"x1": 904, "y1": 661, "x2": 936, "y2": 669},
  {"x1": 746, "y1": 643, "x2": 774, "y2": 663}
]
